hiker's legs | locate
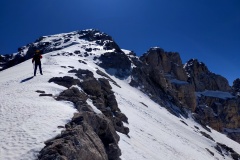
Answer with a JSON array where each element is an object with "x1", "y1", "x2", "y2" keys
[
  {"x1": 39, "y1": 63, "x2": 42, "y2": 75},
  {"x1": 34, "y1": 64, "x2": 38, "y2": 76}
]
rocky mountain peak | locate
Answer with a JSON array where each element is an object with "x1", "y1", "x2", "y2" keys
[
  {"x1": 184, "y1": 59, "x2": 231, "y2": 92},
  {"x1": 131, "y1": 47, "x2": 196, "y2": 112},
  {"x1": 141, "y1": 47, "x2": 188, "y2": 81},
  {"x1": 31, "y1": 29, "x2": 121, "y2": 53},
  {"x1": 77, "y1": 29, "x2": 113, "y2": 42},
  {"x1": 35, "y1": 29, "x2": 113, "y2": 43},
  {"x1": 184, "y1": 59, "x2": 210, "y2": 76},
  {"x1": 1, "y1": 29, "x2": 123, "y2": 71}
]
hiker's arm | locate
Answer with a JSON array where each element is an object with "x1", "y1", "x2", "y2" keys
[{"x1": 32, "y1": 57, "x2": 35, "y2": 63}]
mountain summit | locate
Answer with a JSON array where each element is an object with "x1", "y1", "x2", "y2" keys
[{"x1": 0, "y1": 29, "x2": 240, "y2": 160}]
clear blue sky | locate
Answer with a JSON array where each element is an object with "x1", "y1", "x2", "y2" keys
[{"x1": 0, "y1": 0, "x2": 239, "y2": 84}]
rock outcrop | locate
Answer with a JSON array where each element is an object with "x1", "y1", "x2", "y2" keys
[
  {"x1": 194, "y1": 96, "x2": 239, "y2": 131},
  {"x1": 215, "y1": 143, "x2": 240, "y2": 160},
  {"x1": 233, "y1": 78, "x2": 240, "y2": 94},
  {"x1": 40, "y1": 67, "x2": 129, "y2": 159},
  {"x1": 126, "y1": 48, "x2": 240, "y2": 143},
  {"x1": 184, "y1": 59, "x2": 231, "y2": 92},
  {"x1": 98, "y1": 52, "x2": 132, "y2": 78},
  {"x1": 68, "y1": 69, "x2": 129, "y2": 135},
  {"x1": 129, "y1": 47, "x2": 196, "y2": 113},
  {"x1": 184, "y1": 59, "x2": 240, "y2": 143},
  {"x1": 39, "y1": 87, "x2": 121, "y2": 160},
  {"x1": 39, "y1": 113, "x2": 109, "y2": 160}
]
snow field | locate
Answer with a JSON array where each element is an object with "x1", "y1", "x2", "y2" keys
[
  {"x1": 0, "y1": 54, "x2": 77, "y2": 160},
  {"x1": 0, "y1": 41, "x2": 111, "y2": 159}
]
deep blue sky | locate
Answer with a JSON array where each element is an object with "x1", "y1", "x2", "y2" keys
[{"x1": 1, "y1": 0, "x2": 239, "y2": 84}]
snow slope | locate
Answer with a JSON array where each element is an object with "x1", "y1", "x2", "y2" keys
[
  {"x1": 0, "y1": 55, "x2": 77, "y2": 160},
  {"x1": 0, "y1": 36, "x2": 240, "y2": 160},
  {"x1": 115, "y1": 83, "x2": 240, "y2": 160}
]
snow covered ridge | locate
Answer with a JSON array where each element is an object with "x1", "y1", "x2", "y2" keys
[
  {"x1": 1, "y1": 29, "x2": 240, "y2": 159},
  {"x1": 0, "y1": 29, "x2": 121, "y2": 71}
]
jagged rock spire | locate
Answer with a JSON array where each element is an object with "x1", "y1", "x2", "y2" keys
[{"x1": 184, "y1": 59, "x2": 231, "y2": 92}]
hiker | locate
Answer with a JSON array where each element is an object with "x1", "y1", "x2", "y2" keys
[{"x1": 32, "y1": 50, "x2": 43, "y2": 76}]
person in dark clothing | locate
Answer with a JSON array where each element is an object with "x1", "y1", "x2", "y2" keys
[{"x1": 32, "y1": 50, "x2": 43, "y2": 76}]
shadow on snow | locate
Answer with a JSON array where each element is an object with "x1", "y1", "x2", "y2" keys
[{"x1": 20, "y1": 76, "x2": 34, "y2": 83}]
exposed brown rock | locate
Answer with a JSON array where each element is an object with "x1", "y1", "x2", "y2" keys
[
  {"x1": 143, "y1": 48, "x2": 188, "y2": 81},
  {"x1": 196, "y1": 95, "x2": 239, "y2": 129},
  {"x1": 130, "y1": 47, "x2": 196, "y2": 112},
  {"x1": 184, "y1": 59, "x2": 231, "y2": 92},
  {"x1": 184, "y1": 59, "x2": 240, "y2": 143},
  {"x1": 169, "y1": 80, "x2": 197, "y2": 111},
  {"x1": 98, "y1": 51, "x2": 131, "y2": 78}
]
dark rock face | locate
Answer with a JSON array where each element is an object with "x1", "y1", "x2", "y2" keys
[
  {"x1": 78, "y1": 29, "x2": 112, "y2": 42},
  {"x1": 0, "y1": 55, "x2": 7, "y2": 71},
  {"x1": 102, "y1": 41, "x2": 122, "y2": 52},
  {"x1": 233, "y1": 78, "x2": 240, "y2": 93},
  {"x1": 96, "y1": 69, "x2": 121, "y2": 88},
  {"x1": 49, "y1": 76, "x2": 80, "y2": 88},
  {"x1": 227, "y1": 132, "x2": 240, "y2": 146},
  {"x1": 69, "y1": 69, "x2": 129, "y2": 135},
  {"x1": 75, "y1": 112, "x2": 121, "y2": 160},
  {"x1": 142, "y1": 48, "x2": 188, "y2": 81},
  {"x1": 215, "y1": 143, "x2": 240, "y2": 160},
  {"x1": 127, "y1": 47, "x2": 240, "y2": 144},
  {"x1": 0, "y1": 53, "x2": 25, "y2": 70},
  {"x1": 129, "y1": 47, "x2": 196, "y2": 113},
  {"x1": 185, "y1": 59, "x2": 240, "y2": 143},
  {"x1": 98, "y1": 52, "x2": 132, "y2": 78},
  {"x1": 194, "y1": 96, "x2": 240, "y2": 131},
  {"x1": 77, "y1": 29, "x2": 122, "y2": 53},
  {"x1": 184, "y1": 59, "x2": 231, "y2": 92}
]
